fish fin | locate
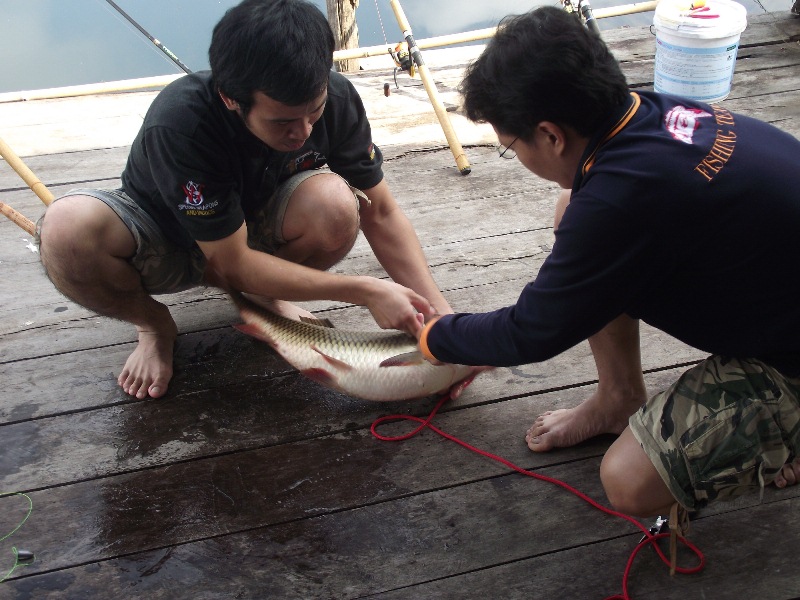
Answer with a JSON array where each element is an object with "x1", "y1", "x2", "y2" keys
[
  {"x1": 302, "y1": 367, "x2": 337, "y2": 387},
  {"x1": 300, "y1": 315, "x2": 335, "y2": 328},
  {"x1": 379, "y1": 350, "x2": 427, "y2": 367},
  {"x1": 311, "y1": 345, "x2": 354, "y2": 371},
  {"x1": 233, "y1": 323, "x2": 274, "y2": 345}
]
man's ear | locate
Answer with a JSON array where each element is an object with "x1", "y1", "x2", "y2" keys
[
  {"x1": 218, "y1": 90, "x2": 239, "y2": 111},
  {"x1": 536, "y1": 121, "x2": 568, "y2": 155}
]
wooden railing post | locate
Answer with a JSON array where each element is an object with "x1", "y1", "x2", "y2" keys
[{"x1": 327, "y1": 0, "x2": 361, "y2": 73}]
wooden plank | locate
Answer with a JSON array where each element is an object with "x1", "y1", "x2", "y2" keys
[
  {"x1": 0, "y1": 344, "x2": 704, "y2": 489},
  {"x1": 4, "y1": 438, "x2": 798, "y2": 597},
  {"x1": 619, "y1": 42, "x2": 800, "y2": 94},
  {"x1": 0, "y1": 381, "x2": 631, "y2": 572},
  {"x1": 0, "y1": 146, "x2": 128, "y2": 191},
  {"x1": 0, "y1": 458, "x2": 630, "y2": 597},
  {"x1": 599, "y1": 12, "x2": 800, "y2": 63},
  {"x1": 1, "y1": 360, "x2": 680, "y2": 492},
  {"x1": 723, "y1": 88, "x2": 800, "y2": 135},
  {"x1": 370, "y1": 498, "x2": 800, "y2": 600}
]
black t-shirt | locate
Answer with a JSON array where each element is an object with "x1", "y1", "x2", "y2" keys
[
  {"x1": 121, "y1": 70, "x2": 384, "y2": 249},
  {"x1": 427, "y1": 91, "x2": 800, "y2": 377}
]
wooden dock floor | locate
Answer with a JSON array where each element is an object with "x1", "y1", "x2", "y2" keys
[{"x1": 2, "y1": 12, "x2": 800, "y2": 599}]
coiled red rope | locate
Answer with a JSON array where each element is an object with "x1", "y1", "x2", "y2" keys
[{"x1": 371, "y1": 390, "x2": 705, "y2": 600}]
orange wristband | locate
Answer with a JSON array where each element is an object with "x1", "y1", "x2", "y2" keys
[{"x1": 418, "y1": 315, "x2": 442, "y2": 362}]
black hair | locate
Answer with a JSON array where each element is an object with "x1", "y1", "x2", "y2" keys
[
  {"x1": 209, "y1": 0, "x2": 335, "y2": 115},
  {"x1": 459, "y1": 6, "x2": 629, "y2": 139}
]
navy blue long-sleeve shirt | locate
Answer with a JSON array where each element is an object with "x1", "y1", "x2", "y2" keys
[{"x1": 423, "y1": 92, "x2": 800, "y2": 377}]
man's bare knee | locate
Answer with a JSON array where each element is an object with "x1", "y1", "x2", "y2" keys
[
  {"x1": 600, "y1": 429, "x2": 676, "y2": 517},
  {"x1": 39, "y1": 196, "x2": 135, "y2": 286},
  {"x1": 600, "y1": 449, "x2": 638, "y2": 513},
  {"x1": 39, "y1": 198, "x2": 78, "y2": 253},
  {"x1": 282, "y1": 174, "x2": 360, "y2": 257},
  {"x1": 39, "y1": 199, "x2": 90, "y2": 278},
  {"x1": 314, "y1": 188, "x2": 360, "y2": 251}
]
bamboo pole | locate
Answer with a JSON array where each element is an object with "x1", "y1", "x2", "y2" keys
[
  {"x1": 0, "y1": 202, "x2": 36, "y2": 235},
  {"x1": 0, "y1": 74, "x2": 183, "y2": 104},
  {"x1": 333, "y1": 0, "x2": 659, "y2": 61},
  {"x1": 593, "y1": 0, "x2": 659, "y2": 19},
  {"x1": 333, "y1": 29, "x2": 496, "y2": 62},
  {"x1": 0, "y1": 136, "x2": 55, "y2": 205},
  {"x1": 388, "y1": 0, "x2": 471, "y2": 175}
]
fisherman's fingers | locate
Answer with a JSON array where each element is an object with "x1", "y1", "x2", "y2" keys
[
  {"x1": 364, "y1": 280, "x2": 431, "y2": 335},
  {"x1": 386, "y1": 306, "x2": 425, "y2": 337}
]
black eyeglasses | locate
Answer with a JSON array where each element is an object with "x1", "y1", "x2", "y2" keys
[{"x1": 497, "y1": 136, "x2": 519, "y2": 159}]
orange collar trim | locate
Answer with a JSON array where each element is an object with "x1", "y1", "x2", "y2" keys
[{"x1": 581, "y1": 92, "x2": 641, "y2": 177}]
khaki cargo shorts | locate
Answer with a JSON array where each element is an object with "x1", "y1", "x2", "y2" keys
[
  {"x1": 630, "y1": 355, "x2": 800, "y2": 511},
  {"x1": 39, "y1": 170, "x2": 364, "y2": 294}
]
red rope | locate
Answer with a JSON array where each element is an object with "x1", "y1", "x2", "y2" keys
[{"x1": 371, "y1": 392, "x2": 705, "y2": 600}]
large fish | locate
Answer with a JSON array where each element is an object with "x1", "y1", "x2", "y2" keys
[{"x1": 231, "y1": 293, "x2": 472, "y2": 401}]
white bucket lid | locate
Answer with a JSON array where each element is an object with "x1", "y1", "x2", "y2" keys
[{"x1": 654, "y1": 0, "x2": 748, "y2": 39}]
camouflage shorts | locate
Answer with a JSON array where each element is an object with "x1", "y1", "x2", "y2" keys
[
  {"x1": 630, "y1": 356, "x2": 800, "y2": 511},
  {"x1": 43, "y1": 170, "x2": 362, "y2": 295}
]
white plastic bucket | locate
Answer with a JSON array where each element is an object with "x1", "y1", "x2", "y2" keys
[{"x1": 653, "y1": 0, "x2": 748, "y2": 103}]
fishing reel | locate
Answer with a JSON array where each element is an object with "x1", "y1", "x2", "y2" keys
[
  {"x1": 390, "y1": 41, "x2": 416, "y2": 77},
  {"x1": 387, "y1": 41, "x2": 419, "y2": 93},
  {"x1": 389, "y1": 42, "x2": 417, "y2": 89},
  {"x1": 561, "y1": 0, "x2": 601, "y2": 34}
]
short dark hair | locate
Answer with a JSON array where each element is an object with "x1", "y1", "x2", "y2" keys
[
  {"x1": 459, "y1": 6, "x2": 629, "y2": 139},
  {"x1": 209, "y1": 0, "x2": 335, "y2": 114}
]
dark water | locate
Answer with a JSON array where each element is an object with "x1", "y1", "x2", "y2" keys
[{"x1": 0, "y1": 0, "x2": 788, "y2": 94}]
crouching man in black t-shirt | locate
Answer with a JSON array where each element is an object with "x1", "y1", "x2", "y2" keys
[{"x1": 37, "y1": 0, "x2": 455, "y2": 400}]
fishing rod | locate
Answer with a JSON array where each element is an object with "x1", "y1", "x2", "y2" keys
[
  {"x1": 388, "y1": 0, "x2": 471, "y2": 175},
  {"x1": 102, "y1": 0, "x2": 192, "y2": 74},
  {"x1": 563, "y1": 0, "x2": 602, "y2": 34}
]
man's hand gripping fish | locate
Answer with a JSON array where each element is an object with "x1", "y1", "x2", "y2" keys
[{"x1": 231, "y1": 293, "x2": 473, "y2": 401}]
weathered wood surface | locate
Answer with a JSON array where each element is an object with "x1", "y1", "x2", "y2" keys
[{"x1": 2, "y1": 13, "x2": 800, "y2": 600}]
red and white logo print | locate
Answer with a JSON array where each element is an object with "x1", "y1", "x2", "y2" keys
[
  {"x1": 664, "y1": 106, "x2": 713, "y2": 144},
  {"x1": 183, "y1": 181, "x2": 205, "y2": 206}
]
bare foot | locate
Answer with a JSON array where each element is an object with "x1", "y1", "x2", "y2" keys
[
  {"x1": 118, "y1": 325, "x2": 177, "y2": 399},
  {"x1": 525, "y1": 388, "x2": 645, "y2": 452},
  {"x1": 773, "y1": 457, "x2": 800, "y2": 489}
]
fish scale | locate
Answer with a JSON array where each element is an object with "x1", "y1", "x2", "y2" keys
[{"x1": 231, "y1": 293, "x2": 472, "y2": 401}]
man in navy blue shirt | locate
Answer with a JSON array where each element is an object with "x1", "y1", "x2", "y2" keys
[
  {"x1": 37, "y1": 0, "x2": 452, "y2": 400},
  {"x1": 418, "y1": 6, "x2": 800, "y2": 516}
]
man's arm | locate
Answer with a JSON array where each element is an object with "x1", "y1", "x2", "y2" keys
[
  {"x1": 358, "y1": 179, "x2": 453, "y2": 316},
  {"x1": 198, "y1": 222, "x2": 434, "y2": 334}
]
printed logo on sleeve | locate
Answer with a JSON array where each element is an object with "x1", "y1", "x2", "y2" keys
[{"x1": 178, "y1": 180, "x2": 218, "y2": 216}]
